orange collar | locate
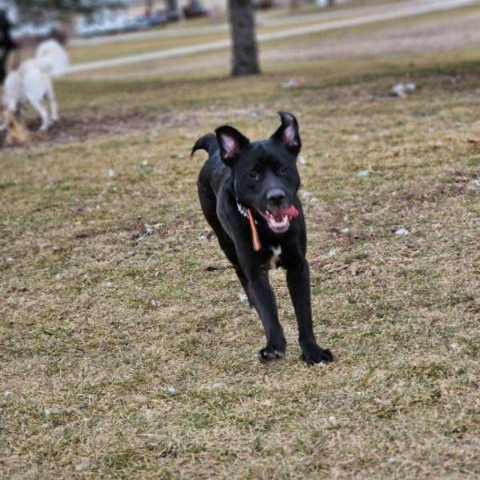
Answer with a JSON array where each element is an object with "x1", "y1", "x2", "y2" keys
[
  {"x1": 246, "y1": 208, "x2": 262, "y2": 252},
  {"x1": 237, "y1": 202, "x2": 261, "y2": 252}
]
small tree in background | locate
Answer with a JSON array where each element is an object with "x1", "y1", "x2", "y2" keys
[{"x1": 228, "y1": 0, "x2": 260, "y2": 76}]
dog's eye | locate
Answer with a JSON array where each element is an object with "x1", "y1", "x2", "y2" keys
[
  {"x1": 279, "y1": 165, "x2": 288, "y2": 174},
  {"x1": 249, "y1": 171, "x2": 260, "y2": 180}
]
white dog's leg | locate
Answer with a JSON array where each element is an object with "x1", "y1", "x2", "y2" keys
[
  {"x1": 50, "y1": 98, "x2": 58, "y2": 123},
  {"x1": 46, "y1": 82, "x2": 58, "y2": 123},
  {"x1": 17, "y1": 103, "x2": 26, "y2": 124},
  {"x1": 28, "y1": 96, "x2": 50, "y2": 131}
]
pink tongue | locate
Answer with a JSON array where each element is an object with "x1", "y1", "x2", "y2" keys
[{"x1": 284, "y1": 205, "x2": 299, "y2": 220}]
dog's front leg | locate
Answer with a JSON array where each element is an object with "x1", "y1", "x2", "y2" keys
[
  {"x1": 244, "y1": 267, "x2": 287, "y2": 363},
  {"x1": 286, "y1": 261, "x2": 333, "y2": 365}
]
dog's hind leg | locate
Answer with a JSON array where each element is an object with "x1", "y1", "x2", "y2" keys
[
  {"x1": 45, "y1": 82, "x2": 58, "y2": 123},
  {"x1": 217, "y1": 229, "x2": 252, "y2": 302},
  {"x1": 203, "y1": 210, "x2": 252, "y2": 302},
  {"x1": 28, "y1": 96, "x2": 50, "y2": 131},
  {"x1": 198, "y1": 181, "x2": 252, "y2": 303}
]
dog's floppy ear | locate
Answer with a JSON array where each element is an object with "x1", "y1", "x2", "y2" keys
[
  {"x1": 215, "y1": 126, "x2": 250, "y2": 167},
  {"x1": 271, "y1": 111, "x2": 301, "y2": 156}
]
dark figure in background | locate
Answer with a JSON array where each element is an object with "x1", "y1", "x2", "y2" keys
[{"x1": 0, "y1": 10, "x2": 16, "y2": 85}]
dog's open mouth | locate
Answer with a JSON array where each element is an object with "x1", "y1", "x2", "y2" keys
[{"x1": 259, "y1": 205, "x2": 299, "y2": 233}]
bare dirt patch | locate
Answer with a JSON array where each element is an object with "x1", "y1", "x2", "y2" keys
[{"x1": 0, "y1": 111, "x2": 151, "y2": 149}]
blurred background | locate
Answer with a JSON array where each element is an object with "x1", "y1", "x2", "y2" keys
[{"x1": 2, "y1": 0, "x2": 477, "y2": 83}]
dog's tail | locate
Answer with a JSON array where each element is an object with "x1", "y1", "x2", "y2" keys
[
  {"x1": 191, "y1": 133, "x2": 218, "y2": 157},
  {"x1": 35, "y1": 39, "x2": 70, "y2": 77}
]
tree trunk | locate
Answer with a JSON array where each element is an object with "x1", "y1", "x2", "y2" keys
[
  {"x1": 145, "y1": 0, "x2": 154, "y2": 16},
  {"x1": 228, "y1": 0, "x2": 260, "y2": 76},
  {"x1": 289, "y1": 0, "x2": 300, "y2": 12}
]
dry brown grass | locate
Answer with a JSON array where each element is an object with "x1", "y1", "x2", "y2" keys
[{"x1": 1, "y1": 9, "x2": 480, "y2": 479}]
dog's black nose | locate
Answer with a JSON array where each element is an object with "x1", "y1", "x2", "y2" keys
[{"x1": 267, "y1": 189, "x2": 287, "y2": 207}]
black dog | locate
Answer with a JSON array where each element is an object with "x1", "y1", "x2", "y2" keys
[{"x1": 192, "y1": 112, "x2": 333, "y2": 365}]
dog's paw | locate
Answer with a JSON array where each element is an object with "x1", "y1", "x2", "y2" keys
[
  {"x1": 301, "y1": 342, "x2": 334, "y2": 366},
  {"x1": 258, "y1": 347, "x2": 285, "y2": 364}
]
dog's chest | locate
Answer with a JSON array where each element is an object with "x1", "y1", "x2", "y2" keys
[{"x1": 269, "y1": 245, "x2": 282, "y2": 269}]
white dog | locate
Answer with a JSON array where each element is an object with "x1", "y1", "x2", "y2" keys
[{"x1": 2, "y1": 39, "x2": 69, "y2": 131}]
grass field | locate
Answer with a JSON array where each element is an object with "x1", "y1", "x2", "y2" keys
[{"x1": 1, "y1": 5, "x2": 480, "y2": 479}]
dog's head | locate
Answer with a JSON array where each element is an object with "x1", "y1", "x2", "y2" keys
[{"x1": 216, "y1": 112, "x2": 302, "y2": 234}]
